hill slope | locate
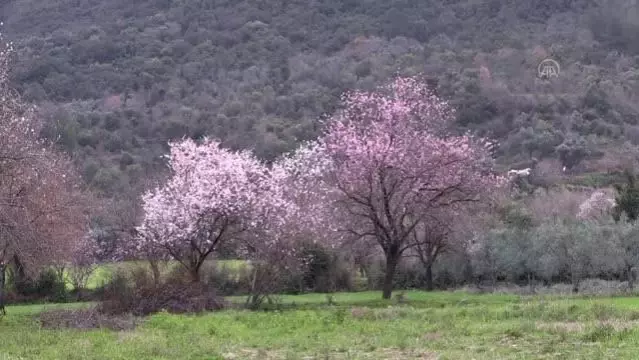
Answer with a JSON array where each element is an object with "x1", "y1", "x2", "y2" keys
[{"x1": 2, "y1": 0, "x2": 639, "y2": 195}]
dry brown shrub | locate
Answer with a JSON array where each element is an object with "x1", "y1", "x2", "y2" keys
[
  {"x1": 99, "y1": 268, "x2": 225, "y2": 316},
  {"x1": 423, "y1": 332, "x2": 442, "y2": 341}
]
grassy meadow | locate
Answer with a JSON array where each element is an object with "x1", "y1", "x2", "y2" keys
[{"x1": 4, "y1": 291, "x2": 639, "y2": 359}]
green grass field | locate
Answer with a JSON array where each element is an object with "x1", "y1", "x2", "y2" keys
[{"x1": 4, "y1": 291, "x2": 639, "y2": 359}]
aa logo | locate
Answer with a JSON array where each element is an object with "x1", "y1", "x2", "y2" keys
[{"x1": 537, "y1": 59, "x2": 560, "y2": 79}]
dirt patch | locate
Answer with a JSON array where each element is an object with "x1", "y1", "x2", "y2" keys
[
  {"x1": 224, "y1": 348, "x2": 438, "y2": 359},
  {"x1": 350, "y1": 307, "x2": 372, "y2": 319},
  {"x1": 598, "y1": 319, "x2": 639, "y2": 331},
  {"x1": 424, "y1": 332, "x2": 443, "y2": 341},
  {"x1": 537, "y1": 321, "x2": 585, "y2": 332},
  {"x1": 353, "y1": 349, "x2": 439, "y2": 359},
  {"x1": 38, "y1": 308, "x2": 141, "y2": 331}
]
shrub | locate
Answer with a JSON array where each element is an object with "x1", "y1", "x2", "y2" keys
[
  {"x1": 11, "y1": 269, "x2": 68, "y2": 303},
  {"x1": 296, "y1": 242, "x2": 355, "y2": 293},
  {"x1": 205, "y1": 262, "x2": 253, "y2": 296},
  {"x1": 37, "y1": 270, "x2": 69, "y2": 303},
  {"x1": 244, "y1": 262, "x2": 291, "y2": 310},
  {"x1": 99, "y1": 267, "x2": 225, "y2": 316},
  {"x1": 301, "y1": 243, "x2": 333, "y2": 291},
  {"x1": 68, "y1": 264, "x2": 97, "y2": 292},
  {"x1": 394, "y1": 261, "x2": 425, "y2": 290},
  {"x1": 364, "y1": 258, "x2": 386, "y2": 290}
]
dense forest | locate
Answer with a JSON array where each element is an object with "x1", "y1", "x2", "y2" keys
[{"x1": 2, "y1": 0, "x2": 639, "y2": 198}]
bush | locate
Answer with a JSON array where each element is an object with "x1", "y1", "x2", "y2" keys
[
  {"x1": 394, "y1": 261, "x2": 425, "y2": 290},
  {"x1": 205, "y1": 262, "x2": 253, "y2": 296},
  {"x1": 99, "y1": 267, "x2": 225, "y2": 316},
  {"x1": 361, "y1": 255, "x2": 470, "y2": 292},
  {"x1": 363, "y1": 258, "x2": 386, "y2": 290},
  {"x1": 298, "y1": 243, "x2": 354, "y2": 293},
  {"x1": 200, "y1": 247, "x2": 356, "y2": 298},
  {"x1": 301, "y1": 243, "x2": 333, "y2": 291},
  {"x1": 280, "y1": 270, "x2": 305, "y2": 295},
  {"x1": 244, "y1": 262, "x2": 292, "y2": 310},
  {"x1": 362, "y1": 258, "x2": 432, "y2": 291},
  {"x1": 10, "y1": 268, "x2": 68, "y2": 303},
  {"x1": 37, "y1": 270, "x2": 68, "y2": 303}
]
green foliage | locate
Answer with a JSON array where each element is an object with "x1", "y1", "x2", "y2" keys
[
  {"x1": 298, "y1": 243, "x2": 353, "y2": 293},
  {"x1": 11, "y1": 269, "x2": 68, "y2": 303},
  {"x1": 498, "y1": 204, "x2": 535, "y2": 230},
  {"x1": 557, "y1": 135, "x2": 590, "y2": 170}
]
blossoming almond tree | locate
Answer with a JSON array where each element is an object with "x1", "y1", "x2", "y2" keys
[
  {"x1": 136, "y1": 138, "x2": 279, "y2": 281},
  {"x1": 215, "y1": 141, "x2": 351, "y2": 305},
  {"x1": 319, "y1": 76, "x2": 504, "y2": 299},
  {"x1": 269, "y1": 142, "x2": 345, "y2": 246},
  {"x1": 0, "y1": 33, "x2": 90, "y2": 314}
]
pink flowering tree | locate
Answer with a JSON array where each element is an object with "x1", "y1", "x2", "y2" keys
[
  {"x1": 0, "y1": 33, "x2": 91, "y2": 314},
  {"x1": 225, "y1": 142, "x2": 341, "y2": 305},
  {"x1": 320, "y1": 76, "x2": 504, "y2": 299},
  {"x1": 67, "y1": 234, "x2": 101, "y2": 292},
  {"x1": 270, "y1": 142, "x2": 369, "y2": 287},
  {"x1": 105, "y1": 174, "x2": 170, "y2": 286},
  {"x1": 135, "y1": 138, "x2": 278, "y2": 282},
  {"x1": 269, "y1": 142, "x2": 345, "y2": 246}
]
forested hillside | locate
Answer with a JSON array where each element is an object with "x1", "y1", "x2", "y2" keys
[{"x1": 2, "y1": 0, "x2": 639, "y2": 197}]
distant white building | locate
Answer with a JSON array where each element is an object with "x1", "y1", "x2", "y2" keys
[{"x1": 507, "y1": 168, "x2": 531, "y2": 177}]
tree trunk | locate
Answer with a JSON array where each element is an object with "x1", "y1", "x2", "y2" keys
[
  {"x1": 382, "y1": 255, "x2": 399, "y2": 299},
  {"x1": 12, "y1": 254, "x2": 27, "y2": 286},
  {"x1": 55, "y1": 266, "x2": 65, "y2": 282},
  {"x1": 245, "y1": 266, "x2": 263, "y2": 309},
  {"x1": 189, "y1": 267, "x2": 200, "y2": 282},
  {"x1": 491, "y1": 270, "x2": 497, "y2": 291},
  {"x1": 463, "y1": 257, "x2": 473, "y2": 286},
  {"x1": 149, "y1": 260, "x2": 161, "y2": 287},
  {"x1": 528, "y1": 273, "x2": 535, "y2": 294},
  {"x1": 425, "y1": 262, "x2": 434, "y2": 291},
  {"x1": 571, "y1": 273, "x2": 580, "y2": 294},
  {"x1": 188, "y1": 256, "x2": 204, "y2": 283},
  {"x1": 628, "y1": 265, "x2": 635, "y2": 292},
  {"x1": 0, "y1": 263, "x2": 6, "y2": 315}
]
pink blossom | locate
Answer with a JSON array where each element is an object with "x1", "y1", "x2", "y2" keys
[
  {"x1": 319, "y1": 76, "x2": 504, "y2": 298},
  {"x1": 136, "y1": 138, "x2": 292, "y2": 278}
]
